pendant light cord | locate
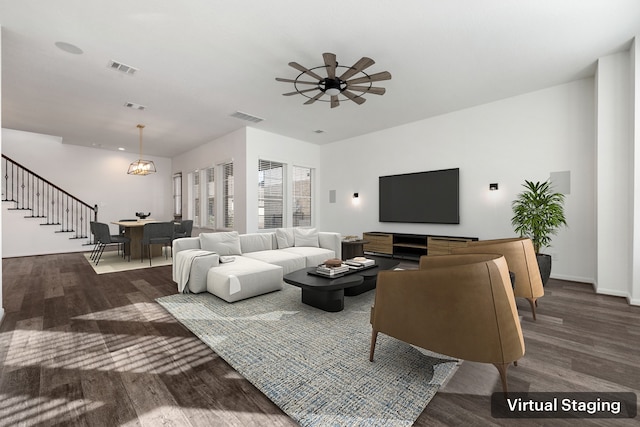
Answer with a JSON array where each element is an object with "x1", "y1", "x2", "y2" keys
[{"x1": 137, "y1": 124, "x2": 145, "y2": 158}]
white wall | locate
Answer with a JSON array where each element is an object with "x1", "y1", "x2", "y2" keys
[
  {"x1": 1, "y1": 27, "x2": 4, "y2": 324},
  {"x1": 245, "y1": 127, "x2": 322, "y2": 234},
  {"x1": 171, "y1": 128, "x2": 247, "y2": 233},
  {"x1": 633, "y1": 39, "x2": 640, "y2": 305},
  {"x1": 2, "y1": 128, "x2": 173, "y2": 257},
  {"x1": 317, "y1": 79, "x2": 596, "y2": 284},
  {"x1": 596, "y1": 51, "x2": 633, "y2": 298}
]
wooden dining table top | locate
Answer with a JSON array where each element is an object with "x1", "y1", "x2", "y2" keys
[{"x1": 111, "y1": 219, "x2": 160, "y2": 227}]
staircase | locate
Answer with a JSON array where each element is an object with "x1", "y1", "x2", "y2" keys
[{"x1": 2, "y1": 154, "x2": 97, "y2": 246}]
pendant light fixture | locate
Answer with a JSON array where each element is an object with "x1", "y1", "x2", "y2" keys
[{"x1": 127, "y1": 124, "x2": 156, "y2": 175}]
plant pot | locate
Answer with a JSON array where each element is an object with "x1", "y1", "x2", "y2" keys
[{"x1": 536, "y1": 254, "x2": 552, "y2": 286}]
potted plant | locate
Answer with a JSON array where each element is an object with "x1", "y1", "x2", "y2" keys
[{"x1": 511, "y1": 180, "x2": 567, "y2": 285}]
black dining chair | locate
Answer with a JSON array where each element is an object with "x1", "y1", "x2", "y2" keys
[
  {"x1": 91, "y1": 221, "x2": 131, "y2": 265},
  {"x1": 173, "y1": 219, "x2": 193, "y2": 239},
  {"x1": 141, "y1": 222, "x2": 174, "y2": 265}
]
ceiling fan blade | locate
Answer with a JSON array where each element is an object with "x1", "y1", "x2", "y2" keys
[
  {"x1": 345, "y1": 71, "x2": 392, "y2": 85},
  {"x1": 345, "y1": 85, "x2": 386, "y2": 95},
  {"x1": 323, "y1": 52, "x2": 337, "y2": 79},
  {"x1": 304, "y1": 91, "x2": 325, "y2": 105},
  {"x1": 339, "y1": 57, "x2": 375, "y2": 81},
  {"x1": 288, "y1": 62, "x2": 324, "y2": 81},
  {"x1": 341, "y1": 90, "x2": 366, "y2": 105},
  {"x1": 331, "y1": 95, "x2": 340, "y2": 108},
  {"x1": 276, "y1": 77, "x2": 319, "y2": 85},
  {"x1": 282, "y1": 88, "x2": 319, "y2": 96}
]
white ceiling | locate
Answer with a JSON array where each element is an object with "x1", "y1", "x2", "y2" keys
[{"x1": 1, "y1": 0, "x2": 639, "y2": 158}]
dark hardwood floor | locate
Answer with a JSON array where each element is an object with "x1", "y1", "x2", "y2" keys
[{"x1": 1, "y1": 252, "x2": 639, "y2": 426}]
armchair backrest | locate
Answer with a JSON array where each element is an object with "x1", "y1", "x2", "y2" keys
[
  {"x1": 451, "y1": 237, "x2": 543, "y2": 300},
  {"x1": 372, "y1": 253, "x2": 524, "y2": 365}
]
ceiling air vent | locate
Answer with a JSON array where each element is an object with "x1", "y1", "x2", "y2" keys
[
  {"x1": 230, "y1": 111, "x2": 264, "y2": 123},
  {"x1": 108, "y1": 60, "x2": 139, "y2": 75},
  {"x1": 124, "y1": 102, "x2": 146, "y2": 111}
]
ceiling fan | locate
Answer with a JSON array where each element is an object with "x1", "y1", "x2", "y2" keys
[{"x1": 276, "y1": 52, "x2": 391, "y2": 108}]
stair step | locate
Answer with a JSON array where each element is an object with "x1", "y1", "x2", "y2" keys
[
  {"x1": 55, "y1": 230, "x2": 75, "y2": 233},
  {"x1": 24, "y1": 215, "x2": 47, "y2": 219},
  {"x1": 40, "y1": 223, "x2": 62, "y2": 226}
]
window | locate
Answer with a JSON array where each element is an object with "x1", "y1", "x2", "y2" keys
[
  {"x1": 206, "y1": 167, "x2": 215, "y2": 228},
  {"x1": 293, "y1": 166, "x2": 312, "y2": 227},
  {"x1": 258, "y1": 160, "x2": 284, "y2": 229},
  {"x1": 223, "y1": 162, "x2": 234, "y2": 229},
  {"x1": 191, "y1": 170, "x2": 200, "y2": 227},
  {"x1": 173, "y1": 173, "x2": 182, "y2": 219}
]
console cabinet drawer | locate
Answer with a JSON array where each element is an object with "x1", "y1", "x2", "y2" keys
[
  {"x1": 427, "y1": 236, "x2": 472, "y2": 255},
  {"x1": 363, "y1": 232, "x2": 393, "y2": 255}
]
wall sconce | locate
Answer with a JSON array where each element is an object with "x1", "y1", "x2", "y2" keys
[
  {"x1": 489, "y1": 183, "x2": 499, "y2": 191},
  {"x1": 352, "y1": 192, "x2": 360, "y2": 205}
]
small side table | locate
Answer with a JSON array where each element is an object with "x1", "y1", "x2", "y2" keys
[{"x1": 341, "y1": 239, "x2": 369, "y2": 260}]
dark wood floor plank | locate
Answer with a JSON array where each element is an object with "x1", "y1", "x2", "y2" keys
[{"x1": 2, "y1": 253, "x2": 640, "y2": 426}]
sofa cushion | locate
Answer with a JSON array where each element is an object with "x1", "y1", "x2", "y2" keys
[
  {"x1": 200, "y1": 231, "x2": 242, "y2": 256},
  {"x1": 282, "y1": 246, "x2": 335, "y2": 267},
  {"x1": 242, "y1": 250, "x2": 306, "y2": 275},
  {"x1": 294, "y1": 227, "x2": 319, "y2": 247},
  {"x1": 276, "y1": 228, "x2": 295, "y2": 249},
  {"x1": 206, "y1": 256, "x2": 283, "y2": 303},
  {"x1": 240, "y1": 233, "x2": 273, "y2": 253}
]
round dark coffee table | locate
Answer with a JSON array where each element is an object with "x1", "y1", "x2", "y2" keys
[{"x1": 283, "y1": 258, "x2": 399, "y2": 312}]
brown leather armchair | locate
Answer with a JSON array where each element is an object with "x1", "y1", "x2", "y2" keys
[
  {"x1": 369, "y1": 253, "x2": 525, "y2": 395},
  {"x1": 452, "y1": 237, "x2": 544, "y2": 320}
]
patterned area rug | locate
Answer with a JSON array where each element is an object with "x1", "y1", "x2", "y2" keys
[{"x1": 157, "y1": 284, "x2": 458, "y2": 426}]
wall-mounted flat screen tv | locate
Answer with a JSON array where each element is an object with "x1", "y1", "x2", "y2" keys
[{"x1": 379, "y1": 168, "x2": 459, "y2": 224}]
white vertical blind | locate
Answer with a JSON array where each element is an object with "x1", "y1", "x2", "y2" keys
[
  {"x1": 293, "y1": 166, "x2": 312, "y2": 227},
  {"x1": 191, "y1": 170, "x2": 200, "y2": 227},
  {"x1": 223, "y1": 162, "x2": 234, "y2": 229},
  {"x1": 173, "y1": 172, "x2": 182, "y2": 217},
  {"x1": 258, "y1": 160, "x2": 284, "y2": 229},
  {"x1": 206, "y1": 167, "x2": 215, "y2": 228}
]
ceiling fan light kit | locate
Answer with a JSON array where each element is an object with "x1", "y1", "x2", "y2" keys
[{"x1": 276, "y1": 52, "x2": 391, "y2": 108}]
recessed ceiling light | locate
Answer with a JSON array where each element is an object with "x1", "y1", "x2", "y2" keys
[
  {"x1": 54, "y1": 41, "x2": 83, "y2": 55},
  {"x1": 118, "y1": 147, "x2": 125, "y2": 151},
  {"x1": 314, "y1": 130, "x2": 325, "y2": 134}
]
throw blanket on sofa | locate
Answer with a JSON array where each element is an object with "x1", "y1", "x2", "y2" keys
[{"x1": 173, "y1": 249, "x2": 216, "y2": 293}]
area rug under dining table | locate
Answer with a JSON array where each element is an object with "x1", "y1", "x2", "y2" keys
[{"x1": 156, "y1": 283, "x2": 459, "y2": 426}]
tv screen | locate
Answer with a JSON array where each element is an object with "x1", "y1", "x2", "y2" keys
[{"x1": 379, "y1": 168, "x2": 459, "y2": 224}]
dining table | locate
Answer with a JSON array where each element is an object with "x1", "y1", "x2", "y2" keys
[{"x1": 111, "y1": 219, "x2": 163, "y2": 261}]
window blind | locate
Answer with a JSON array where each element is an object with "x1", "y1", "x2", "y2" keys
[
  {"x1": 293, "y1": 166, "x2": 312, "y2": 227},
  {"x1": 258, "y1": 160, "x2": 284, "y2": 229},
  {"x1": 223, "y1": 162, "x2": 234, "y2": 229}
]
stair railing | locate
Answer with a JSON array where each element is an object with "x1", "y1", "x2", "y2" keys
[{"x1": 2, "y1": 154, "x2": 98, "y2": 243}]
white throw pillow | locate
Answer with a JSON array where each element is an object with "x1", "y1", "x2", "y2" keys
[
  {"x1": 200, "y1": 231, "x2": 243, "y2": 256},
  {"x1": 294, "y1": 227, "x2": 319, "y2": 247},
  {"x1": 276, "y1": 228, "x2": 295, "y2": 249}
]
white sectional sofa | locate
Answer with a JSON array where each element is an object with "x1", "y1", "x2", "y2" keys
[{"x1": 172, "y1": 228, "x2": 341, "y2": 302}]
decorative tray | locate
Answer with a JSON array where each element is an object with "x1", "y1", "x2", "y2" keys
[{"x1": 307, "y1": 262, "x2": 377, "y2": 279}]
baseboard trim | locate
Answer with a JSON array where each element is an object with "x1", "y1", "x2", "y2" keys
[{"x1": 550, "y1": 273, "x2": 594, "y2": 285}]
